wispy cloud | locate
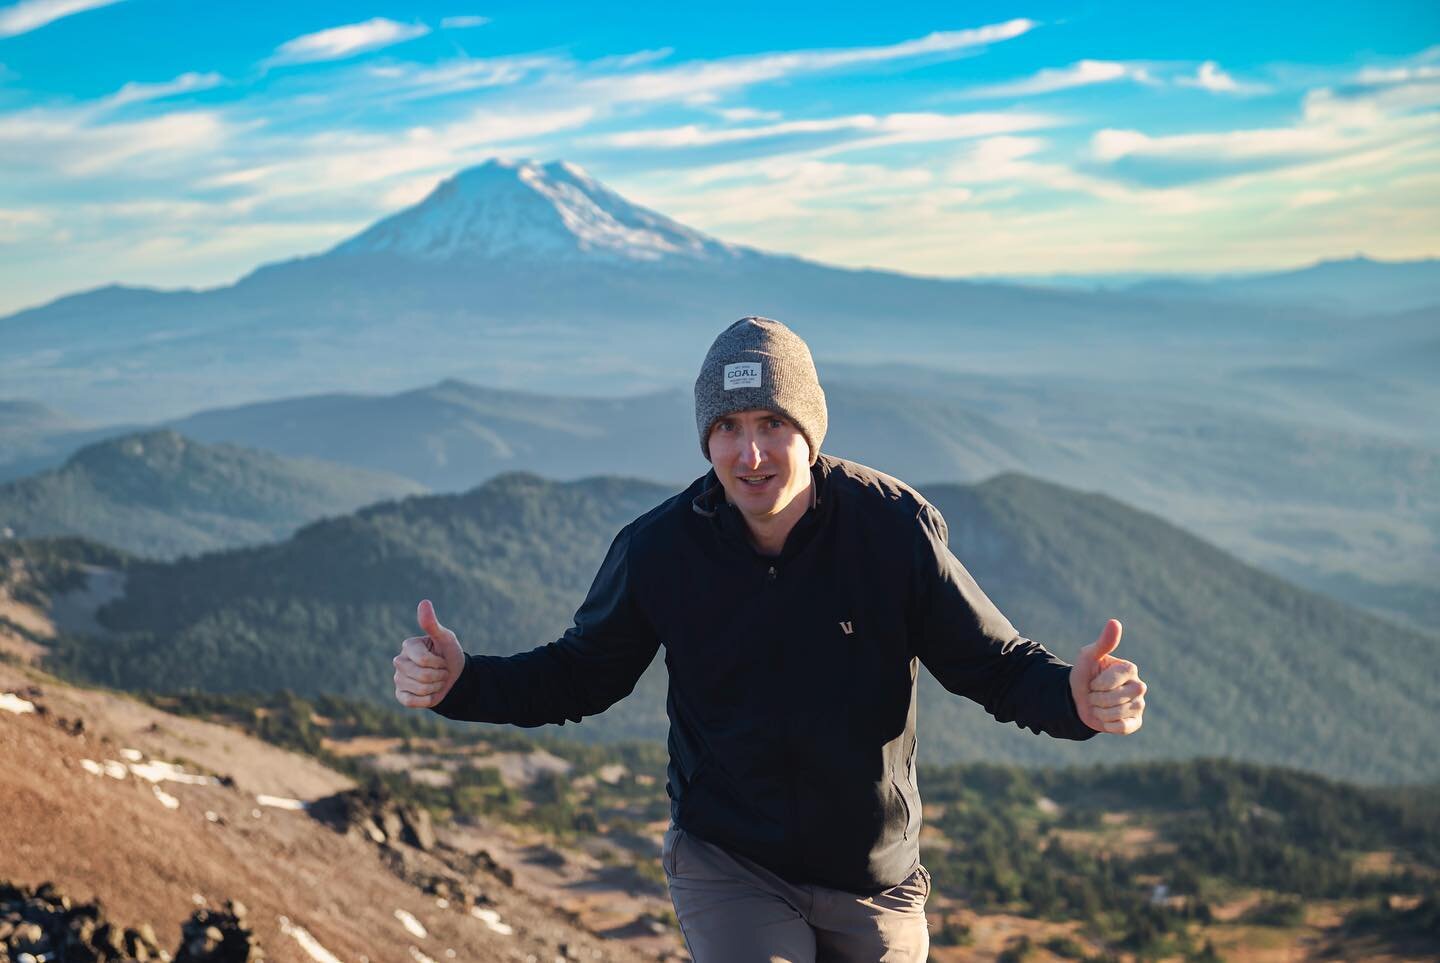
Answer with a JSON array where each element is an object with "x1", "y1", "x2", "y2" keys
[
  {"x1": 1093, "y1": 126, "x2": 1337, "y2": 163},
  {"x1": 364, "y1": 53, "x2": 559, "y2": 100},
  {"x1": 579, "y1": 19, "x2": 1036, "y2": 105},
  {"x1": 1094, "y1": 79, "x2": 1440, "y2": 166},
  {"x1": 0, "y1": 0, "x2": 121, "y2": 38},
  {"x1": 593, "y1": 48, "x2": 673, "y2": 71},
  {"x1": 595, "y1": 110, "x2": 1060, "y2": 161},
  {"x1": 1175, "y1": 60, "x2": 1268, "y2": 95},
  {"x1": 197, "y1": 105, "x2": 597, "y2": 208},
  {"x1": 590, "y1": 110, "x2": 1065, "y2": 166},
  {"x1": 960, "y1": 59, "x2": 1149, "y2": 98},
  {"x1": 0, "y1": 108, "x2": 232, "y2": 176},
  {"x1": 270, "y1": 18, "x2": 430, "y2": 67},
  {"x1": 0, "y1": 205, "x2": 50, "y2": 243},
  {"x1": 440, "y1": 15, "x2": 488, "y2": 29},
  {"x1": 1356, "y1": 64, "x2": 1440, "y2": 84},
  {"x1": 103, "y1": 71, "x2": 223, "y2": 110},
  {"x1": 712, "y1": 106, "x2": 783, "y2": 123}
]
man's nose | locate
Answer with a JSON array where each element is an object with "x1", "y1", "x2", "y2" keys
[{"x1": 741, "y1": 435, "x2": 763, "y2": 469}]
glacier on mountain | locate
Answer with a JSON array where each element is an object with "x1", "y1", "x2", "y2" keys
[{"x1": 332, "y1": 158, "x2": 746, "y2": 264}]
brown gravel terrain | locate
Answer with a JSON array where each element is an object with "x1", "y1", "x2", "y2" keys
[{"x1": 1, "y1": 660, "x2": 682, "y2": 963}]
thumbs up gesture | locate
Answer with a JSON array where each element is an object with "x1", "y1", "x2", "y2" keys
[
  {"x1": 393, "y1": 599, "x2": 465, "y2": 709},
  {"x1": 1070, "y1": 619, "x2": 1146, "y2": 735}
]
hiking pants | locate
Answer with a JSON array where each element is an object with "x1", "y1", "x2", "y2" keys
[{"x1": 662, "y1": 824, "x2": 931, "y2": 962}]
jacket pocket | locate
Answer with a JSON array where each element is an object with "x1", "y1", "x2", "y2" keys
[
  {"x1": 661, "y1": 825, "x2": 681, "y2": 877},
  {"x1": 890, "y1": 775, "x2": 914, "y2": 840}
]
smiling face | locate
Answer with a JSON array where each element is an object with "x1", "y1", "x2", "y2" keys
[{"x1": 707, "y1": 408, "x2": 813, "y2": 536}]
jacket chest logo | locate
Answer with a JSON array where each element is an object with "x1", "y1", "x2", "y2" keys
[{"x1": 839, "y1": 621, "x2": 854, "y2": 635}]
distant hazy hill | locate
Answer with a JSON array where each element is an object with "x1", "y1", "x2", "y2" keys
[
  {"x1": 1123, "y1": 256, "x2": 1440, "y2": 315},
  {"x1": 4, "y1": 369, "x2": 1434, "y2": 630},
  {"x1": 158, "y1": 378, "x2": 1086, "y2": 495},
  {"x1": 47, "y1": 471, "x2": 1439, "y2": 783},
  {"x1": 0, "y1": 429, "x2": 424, "y2": 559},
  {"x1": 0, "y1": 400, "x2": 134, "y2": 482}
]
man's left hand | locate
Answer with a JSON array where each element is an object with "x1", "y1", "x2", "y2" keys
[{"x1": 1070, "y1": 619, "x2": 1146, "y2": 735}]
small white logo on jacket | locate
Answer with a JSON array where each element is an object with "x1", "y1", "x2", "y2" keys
[{"x1": 839, "y1": 621, "x2": 854, "y2": 635}]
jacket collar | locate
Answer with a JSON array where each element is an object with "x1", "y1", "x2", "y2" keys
[{"x1": 690, "y1": 455, "x2": 834, "y2": 559}]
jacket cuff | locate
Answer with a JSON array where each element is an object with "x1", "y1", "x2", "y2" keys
[
  {"x1": 429, "y1": 653, "x2": 473, "y2": 720},
  {"x1": 1064, "y1": 674, "x2": 1100, "y2": 741}
]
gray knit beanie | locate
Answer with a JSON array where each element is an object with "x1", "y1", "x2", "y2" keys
[{"x1": 694, "y1": 316, "x2": 827, "y2": 465}]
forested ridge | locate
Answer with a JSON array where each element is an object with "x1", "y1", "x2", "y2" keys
[
  {"x1": 0, "y1": 429, "x2": 421, "y2": 558},
  {"x1": 11, "y1": 468, "x2": 1437, "y2": 782}
]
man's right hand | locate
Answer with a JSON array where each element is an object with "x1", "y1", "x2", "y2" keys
[{"x1": 393, "y1": 599, "x2": 465, "y2": 709}]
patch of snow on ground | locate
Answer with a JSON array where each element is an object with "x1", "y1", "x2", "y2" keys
[
  {"x1": 128, "y1": 759, "x2": 215, "y2": 785},
  {"x1": 120, "y1": 747, "x2": 143, "y2": 761},
  {"x1": 256, "y1": 794, "x2": 307, "y2": 810},
  {"x1": 395, "y1": 908, "x2": 428, "y2": 939},
  {"x1": 409, "y1": 948, "x2": 437, "y2": 963},
  {"x1": 278, "y1": 915, "x2": 344, "y2": 963},
  {"x1": 102, "y1": 760, "x2": 127, "y2": 779},
  {"x1": 470, "y1": 907, "x2": 514, "y2": 935},
  {"x1": 0, "y1": 693, "x2": 35, "y2": 714},
  {"x1": 80, "y1": 759, "x2": 105, "y2": 776},
  {"x1": 152, "y1": 785, "x2": 180, "y2": 810}
]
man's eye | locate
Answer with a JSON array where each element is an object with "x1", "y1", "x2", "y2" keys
[{"x1": 768, "y1": 419, "x2": 783, "y2": 428}]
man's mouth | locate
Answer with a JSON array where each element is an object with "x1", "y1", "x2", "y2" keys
[{"x1": 738, "y1": 473, "x2": 775, "y2": 488}]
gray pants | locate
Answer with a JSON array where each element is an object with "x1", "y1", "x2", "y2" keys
[{"x1": 662, "y1": 825, "x2": 930, "y2": 962}]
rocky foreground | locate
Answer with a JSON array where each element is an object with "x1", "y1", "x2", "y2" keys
[{"x1": 0, "y1": 663, "x2": 681, "y2": 963}]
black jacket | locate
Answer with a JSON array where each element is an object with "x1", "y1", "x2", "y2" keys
[{"x1": 433, "y1": 454, "x2": 1096, "y2": 893}]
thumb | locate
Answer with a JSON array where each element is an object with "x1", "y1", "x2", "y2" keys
[
  {"x1": 1089, "y1": 619, "x2": 1123, "y2": 662},
  {"x1": 417, "y1": 599, "x2": 455, "y2": 650}
]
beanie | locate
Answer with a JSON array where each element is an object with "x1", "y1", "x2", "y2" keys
[{"x1": 694, "y1": 316, "x2": 828, "y2": 465}]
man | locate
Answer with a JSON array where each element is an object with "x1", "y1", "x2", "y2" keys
[{"x1": 393, "y1": 317, "x2": 1148, "y2": 961}]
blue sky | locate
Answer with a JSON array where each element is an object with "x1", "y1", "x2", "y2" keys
[{"x1": 0, "y1": 1, "x2": 1437, "y2": 314}]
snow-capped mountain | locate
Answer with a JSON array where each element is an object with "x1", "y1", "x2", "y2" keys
[
  {"x1": 331, "y1": 158, "x2": 745, "y2": 264},
  {"x1": 1, "y1": 155, "x2": 1432, "y2": 429}
]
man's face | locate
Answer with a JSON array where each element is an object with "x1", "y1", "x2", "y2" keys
[{"x1": 708, "y1": 409, "x2": 812, "y2": 523}]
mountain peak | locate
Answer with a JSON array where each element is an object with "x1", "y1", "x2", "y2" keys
[{"x1": 331, "y1": 157, "x2": 745, "y2": 265}]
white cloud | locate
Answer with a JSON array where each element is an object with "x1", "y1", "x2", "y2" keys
[
  {"x1": 945, "y1": 135, "x2": 1211, "y2": 212},
  {"x1": 0, "y1": 0, "x2": 122, "y2": 38},
  {"x1": 103, "y1": 71, "x2": 223, "y2": 109},
  {"x1": 596, "y1": 110, "x2": 1057, "y2": 153},
  {"x1": 1092, "y1": 125, "x2": 1340, "y2": 163},
  {"x1": 627, "y1": 157, "x2": 938, "y2": 228},
  {"x1": 0, "y1": 205, "x2": 49, "y2": 243},
  {"x1": 580, "y1": 19, "x2": 1036, "y2": 104},
  {"x1": 440, "y1": 15, "x2": 488, "y2": 29},
  {"x1": 1175, "y1": 60, "x2": 1269, "y2": 95},
  {"x1": 270, "y1": 18, "x2": 430, "y2": 66},
  {"x1": 1357, "y1": 64, "x2": 1440, "y2": 85},
  {"x1": 713, "y1": 106, "x2": 783, "y2": 123},
  {"x1": 601, "y1": 116, "x2": 873, "y2": 148},
  {"x1": 192, "y1": 106, "x2": 596, "y2": 209},
  {"x1": 960, "y1": 59, "x2": 1144, "y2": 98},
  {"x1": 1286, "y1": 188, "x2": 1344, "y2": 208},
  {"x1": 364, "y1": 53, "x2": 557, "y2": 100},
  {"x1": 1093, "y1": 78, "x2": 1440, "y2": 169},
  {"x1": 592, "y1": 48, "x2": 673, "y2": 70},
  {"x1": 0, "y1": 109, "x2": 232, "y2": 176}
]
